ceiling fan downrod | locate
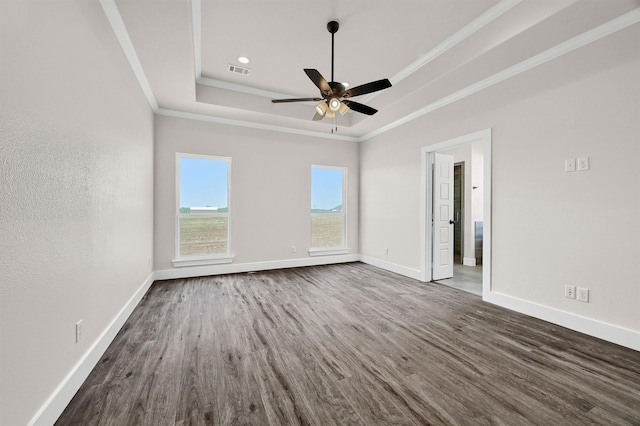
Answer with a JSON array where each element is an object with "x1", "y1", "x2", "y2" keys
[{"x1": 327, "y1": 20, "x2": 339, "y2": 83}]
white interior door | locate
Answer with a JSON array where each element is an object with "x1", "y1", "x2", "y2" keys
[{"x1": 433, "y1": 153, "x2": 454, "y2": 280}]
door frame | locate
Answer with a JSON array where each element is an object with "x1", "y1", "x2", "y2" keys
[{"x1": 420, "y1": 128, "x2": 492, "y2": 298}]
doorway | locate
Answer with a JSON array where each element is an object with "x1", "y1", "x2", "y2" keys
[
  {"x1": 433, "y1": 156, "x2": 481, "y2": 296},
  {"x1": 420, "y1": 129, "x2": 492, "y2": 299},
  {"x1": 453, "y1": 162, "x2": 464, "y2": 265}
]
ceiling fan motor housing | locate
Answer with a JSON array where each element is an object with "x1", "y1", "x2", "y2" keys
[{"x1": 328, "y1": 81, "x2": 345, "y2": 94}]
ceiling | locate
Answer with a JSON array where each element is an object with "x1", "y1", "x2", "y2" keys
[{"x1": 106, "y1": 0, "x2": 640, "y2": 141}]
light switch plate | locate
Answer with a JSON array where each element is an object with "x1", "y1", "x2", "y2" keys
[
  {"x1": 565, "y1": 159, "x2": 576, "y2": 172},
  {"x1": 565, "y1": 285, "x2": 576, "y2": 299}
]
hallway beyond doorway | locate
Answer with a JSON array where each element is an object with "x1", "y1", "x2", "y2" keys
[{"x1": 435, "y1": 263, "x2": 482, "y2": 296}]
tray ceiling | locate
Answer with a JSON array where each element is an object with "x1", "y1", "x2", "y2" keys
[{"x1": 107, "y1": 0, "x2": 640, "y2": 140}]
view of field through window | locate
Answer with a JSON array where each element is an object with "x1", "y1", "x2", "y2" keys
[
  {"x1": 178, "y1": 156, "x2": 229, "y2": 257},
  {"x1": 179, "y1": 217, "x2": 228, "y2": 256},
  {"x1": 311, "y1": 215, "x2": 344, "y2": 247},
  {"x1": 311, "y1": 166, "x2": 345, "y2": 248},
  {"x1": 177, "y1": 158, "x2": 345, "y2": 256}
]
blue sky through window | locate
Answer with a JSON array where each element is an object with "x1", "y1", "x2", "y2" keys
[
  {"x1": 179, "y1": 157, "x2": 228, "y2": 208},
  {"x1": 311, "y1": 167, "x2": 343, "y2": 211}
]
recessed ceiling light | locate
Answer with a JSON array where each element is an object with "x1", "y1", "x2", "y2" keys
[{"x1": 237, "y1": 56, "x2": 250, "y2": 64}]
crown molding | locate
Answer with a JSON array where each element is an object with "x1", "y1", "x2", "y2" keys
[
  {"x1": 191, "y1": 0, "x2": 201, "y2": 78},
  {"x1": 100, "y1": 0, "x2": 158, "y2": 112},
  {"x1": 191, "y1": 0, "x2": 294, "y2": 100},
  {"x1": 196, "y1": 76, "x2": 294, "y2": 100},
  {"x1": 190, "y1": 0, "x2": 293, "y2": 101},
  {"x1": 156, "y1": 108, "x2": 360, "y2": 142},
  {"x1": 359, "y1": 0, "x2": 522, "y2": 105},
  {"x1": 192, "y1": 0, "x2": 521, "y2": 107},
  {"x1": 101, "y1": 0, "x2": 640, "y2": 143},
  {"x1": 359, "y1": 7, "x2": 640, "y2": 142}
]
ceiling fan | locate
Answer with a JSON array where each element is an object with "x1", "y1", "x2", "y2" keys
[{"x1": 271, "y1": 21, "x2": 392, "y2": 121}]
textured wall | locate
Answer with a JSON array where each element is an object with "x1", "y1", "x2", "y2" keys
[
  {"x1": 360, "y1": 25, "x2": 640, "y2": 332},
  {"x1": 0, "y1": 1, "x2": 154, "y2": 424}
]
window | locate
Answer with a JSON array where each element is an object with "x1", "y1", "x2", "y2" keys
[
  {"x1": 174, "y1": 154, "x2": 232, "y2": 267},
  {"x1": 310, "y1": 166, "x2": 347, "y2": 254}
]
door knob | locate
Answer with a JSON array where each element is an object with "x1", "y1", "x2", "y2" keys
[{"x1": 449, "y1": 220, "x2": 455, "y2": 224}]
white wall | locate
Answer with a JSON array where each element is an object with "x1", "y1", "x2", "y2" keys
[
  {"x1": 154, "y1": 115, "x2": 360, "y2": 273},
  {"x1": 0, "y1": 2, "x2": 154, "y2": 425},
  {"x1": 360, "y1": 25, "x2": 640, "y2": 339}
]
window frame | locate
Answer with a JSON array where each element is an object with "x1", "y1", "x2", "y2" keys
[
  {"x1": 172, "y1": 153, "x2": 234, "y2": 267},
  {"x1": 309, "y1": 165, "x2": 349, "y2": 256}
]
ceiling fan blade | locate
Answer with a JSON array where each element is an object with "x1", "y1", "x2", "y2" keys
[
  {"x1": 271, "y1": 97, "x2": 323, "y2": 103},
  {"x1": 304, "y1": 69, "x2": 331, "y2": 95},
  {"x1": 342, "y1": 79, "x2": 391, "y2": 98},
  {"x1": 342, "y1": 100, "x2": 378, "y2": 115}
]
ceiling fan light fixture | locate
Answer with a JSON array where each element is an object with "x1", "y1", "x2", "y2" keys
[
  {"x1": 315, "y1": 101, "x2": 328, "y2": 116},
  {"x1": 338, "y1": 101, "x2": 349, "y2": 116},
  {"x1": 328, "y1": 97, "x2": 341, "y2": 112}
]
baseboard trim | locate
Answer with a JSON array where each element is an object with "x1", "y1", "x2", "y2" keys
[
  {"x1": 359, "y1": 255, "x2": 423, "y2": 281},
  {"x1": 29, "y1": 258, "x2": 639, "y2": 425},
  {"x1": 463, "y1": 257, "x2": 477, "y2": 266},
  {"x1": 154, "y1": 254, "x2": 361, "y2": 281},
  {"x1": 484, "y1": 291, "x2": 640, "y2": 351},
  {"x1": 29, "y1": 272, "x2": 156, "y2": 426}
]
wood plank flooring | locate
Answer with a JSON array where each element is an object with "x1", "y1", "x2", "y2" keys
[
  {"x1": 56, "y1": 262, "x2": 640, "y2": 425},
  {"x1": 434, "y1": 264, "x2": 482, "y2": 296}
]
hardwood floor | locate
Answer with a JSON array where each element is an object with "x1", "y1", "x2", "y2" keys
[
  {"x1": 434, "y1": 263, "x2": 482, "y2": 296},
  {"x1": 56, "y1": 263, "x2": 640, "y2": 425}
]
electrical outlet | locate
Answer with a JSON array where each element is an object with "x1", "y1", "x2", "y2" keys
[
  {"x1": 291, "y1": 245, "x2": 296, "y2": 253},
  {"x1": 76, "y1": 320, "x2": 83, "y2": 343},
  {"x1": 385, "y1": 248, "x2": 389, "y2": 255},
  {"x1": 577, "y1": 287, "x2": 589, "y2": 302},
  {"x1": 577, "y1": 156, "x2": 590, "y2": 171},
  {"x1": 564, "y1": 159, "x2": 576, "y2": 172},
  {"x1": 565, "y1": 285, "x2": 576, "y2": 299}
]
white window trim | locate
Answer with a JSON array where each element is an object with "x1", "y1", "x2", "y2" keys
[
  {"x1": 172, "y1": 255, "x2": 234, "y2": 268},
  {"x1": 309, "y1": 165, "x2": 348, "y2": 254},
  {"x1": 308, "y1": 247, "x2": 350, "y2": 257},
  {"x1": 173, "y1": 153, "x2": 233, "y2": 267}
]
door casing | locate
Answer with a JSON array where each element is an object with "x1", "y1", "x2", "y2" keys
[{"x1": 420, "y1": 128, "x2": 492, "y2": 299}]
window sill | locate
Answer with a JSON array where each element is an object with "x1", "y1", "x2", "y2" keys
[
  {"x1": 172, "y1": 255, "x2": 235, "y2": 268},
  {"x1": 308, "y1": 248, "x2": 350, "y2": 257}
]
